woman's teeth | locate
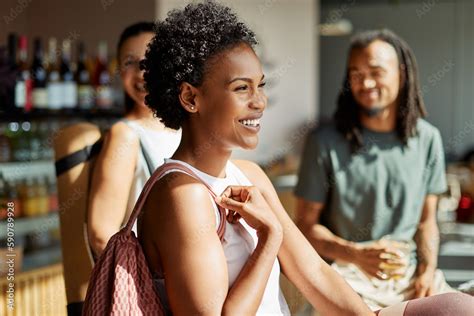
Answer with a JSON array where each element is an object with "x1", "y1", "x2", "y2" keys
[{"x1": 240, "y1": 119, "x2": 260, "y2": 127}]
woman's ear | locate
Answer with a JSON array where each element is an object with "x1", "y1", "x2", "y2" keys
[{"x1": 179, "y1": 82, "x2": 199, "y2": 113}]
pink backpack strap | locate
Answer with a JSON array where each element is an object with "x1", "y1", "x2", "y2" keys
[
  {"x1": 125, "y1": 162, "x2": 226, "y2": 239},
  {"x1": 124, "y1": 163, "x2": 226, "y2": 279}
]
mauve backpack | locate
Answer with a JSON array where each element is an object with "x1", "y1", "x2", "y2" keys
[{"x1": 82, "y1": 162, "x2": 226, "y2": 315}]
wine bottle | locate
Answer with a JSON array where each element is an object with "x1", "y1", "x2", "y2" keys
[
  {"x1": 0, "y1": 123, "x2": 12, "y2": 162},
  {"x1": 0, "y1": 172, "x2": 7, "y2": 220},
  {"x1": 60, "y1": 39, "x2": 77, "y2": 108},
  {"x1": 93, "y1": 41, "x2": 113, "y2": 109},
  {"x1": 15, "y1": 36, "x2": 32, "y2": 111},
  {"x1": 31, "y1": 38, "x2": 48, "y2": 110},
  {"x1": 75, "y1": 42, "x2": 94, "y2": 109},
  {"x1": 5, "y1": 122, "x2": 20, "y2": 162},
  {"x1": 47, "y1": 38, "x2": 62, "y2": 109},
  {"x1": 6, "y1": 33, "x2": 18, "y2": 109}
]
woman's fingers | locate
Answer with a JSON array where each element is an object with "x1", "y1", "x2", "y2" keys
[
  {"x1": 215, "y1": 196, "x2": 244, "y2": 212},
  {"x1": 226, "y1": 210, "x2": 241, "y2": 224},
  {"x1": 221, "y1": 186, "x2": 245, "y2": 201}
]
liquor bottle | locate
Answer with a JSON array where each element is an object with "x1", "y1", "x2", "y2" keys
[
  {"x1": 6, "y1": 179, "x2": 21, "y2": 218},
  {"x1": 0, "y1": 123, "x2": 12, "y2": 162},
  {"x1": 60, "y1": 39, "x2": 77, "y2": 108},
  {"x1": 14, "y1": 121, "x2": 31, "y2": 161},
  {"x1": 38, "y1": 121, "x2": 53, "y2": 160},
  {"x1": 36, "y1": 177, "x2": 49, "y2": 214},
  {"x1": 4, "y1": 34, "x2": 17, "y2": 109},
  {"x1": 7, "y1": 33, "x2": 17, "y2": 68},
  {"x1": 45, "y1": 176, "x2": 58, "y2": 212},
  {"x1": 31, "y1": 38, "x2": 48, "y2": 110},
  {"x1": 93, "y1": 41, "x2": 113, "y2": 109},
  {"x1": 5, "y1": 122, "x2": 20, "y2": 162},
  {"x1": 0, "y1": 46, "x2": 10, "y2": 111},
  {"x1": 0, "y1": 172, "x2": 7, "y2": 220},
  {"x1": 22, "y1": 178, "x2": 37, "y2": 217},
  {"x1": 29, "y1": 122, "x2": 42, "y2": 160},
  {"x1": 15, "y1": 36, "x2": 32, "y2": 111},
  {"x1": 75, "y1": 42, "x2": 94, "y2": 109},
  {"x1": 47, "y1": 38, "x2": 62, "y2": 109}
]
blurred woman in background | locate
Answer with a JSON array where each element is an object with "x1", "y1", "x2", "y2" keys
[{"x1": 87, "y1": 22, "x2": 181, "y2": 257}]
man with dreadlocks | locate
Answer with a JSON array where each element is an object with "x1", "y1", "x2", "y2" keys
[{"x1": 294, "y1": 29, "x2": 455, "y2": 310}]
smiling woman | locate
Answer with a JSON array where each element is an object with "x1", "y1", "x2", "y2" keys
[
  {"x1": 137, "y1": 2, "x2": 374, "y2": 315},
  {"x1": 86, "y1": 22, "x2": 181, "y2": 258}
]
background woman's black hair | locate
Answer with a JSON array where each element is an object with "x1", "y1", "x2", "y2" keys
[
  {"x1": 141, "y1": 1, "x2": 257, "y2": 130},
  {"x1": 116, "y1": 21, "x2": 155, "y2": 113},
  {"x1": 334, "y1": 29, "x2": 427, "y2": 153}
]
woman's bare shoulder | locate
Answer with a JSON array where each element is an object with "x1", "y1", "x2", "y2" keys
[
  {"x1": 142, "y1": 171, "x2": 218, "y2": 230},
  {"x1": 232, "y1": 159, "x2": 272, "y2": 190},
  {"x1": 108, "y1": 121, "x2": 139, "y2": 144}
]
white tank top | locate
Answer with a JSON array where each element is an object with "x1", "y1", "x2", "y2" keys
[
  {"x1": 155, "y1": 158, "x2": 290, "y2": 315},
  {"x1": 123, "y1": 120, "x2": 181, "y2": 227}
]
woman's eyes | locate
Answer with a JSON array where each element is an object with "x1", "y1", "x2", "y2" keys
[
  {"x1": 235, "y1": 85, "x2": 248, "y2": 91},
  {"x1": 234, "y1": 82, "x2": 266, "y2": 91},
  {"x1": 122, "y1": 59, "x2": 140, "y2": 69}
]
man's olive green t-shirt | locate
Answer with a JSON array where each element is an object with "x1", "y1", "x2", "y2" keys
[{"x1": 295, "y1": 119, "x2": 447, "y2": 242}]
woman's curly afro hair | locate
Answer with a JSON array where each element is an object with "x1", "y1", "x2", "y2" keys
[{"x1": 141, "y1": 1, "x2": 258, "y2": 130}]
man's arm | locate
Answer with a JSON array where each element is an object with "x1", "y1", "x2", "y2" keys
[
  {"x1": 413, "y1": 194, "x2": 440, "y2": 297},
  {"x1": 295, "y1": 197, "x2": 405, "y2": 279},
  {"x1": 294, "y1": 198, "x2": 358, "y2": 262}
]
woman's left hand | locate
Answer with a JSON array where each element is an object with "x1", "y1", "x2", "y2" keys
[{"x1": 414, "y1": 269, "x2": 436, "y2": 298}]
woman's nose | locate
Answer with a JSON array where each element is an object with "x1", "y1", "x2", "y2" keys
[{"x1": 250, "y1": 91, "x2": 266, "y2": 110}]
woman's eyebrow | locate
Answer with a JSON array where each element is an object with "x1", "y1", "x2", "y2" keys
[
  {"x1": 122, "y1": 53, "x2": 141, "y2": 59},
  {"x1": 228, "y1": 74, "x2": 265, "y2": 84}
]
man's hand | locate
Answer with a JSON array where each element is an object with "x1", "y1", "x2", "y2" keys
[
  {"x1": 414, "y1": 268, "x2": 436, "y2": 298},
  {"x1": 352, "y1": 244, "x2": 406, "y2": 280}
]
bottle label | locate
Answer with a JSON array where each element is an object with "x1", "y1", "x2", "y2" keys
[
  {"x1": 62, "y1": 81, "x2": 78, "y2": 108},
  {"x1": 24, "y1": 78, "x2": 33, "y2": 112},
  {"x1": 33, "y1": 88, "x2": 48, "y2": 108},
  {"x1": 15, "y1": 81, "x2": 26, "y2": 108},
  {"x1": 78, "y1": 85, "x2": 94, "y2": 109},
  {"x1": 96, "y1": 86, "x2": 113, "y2": 109},
  {"x1": 47, "y1": 82, "x2": 62, "y2": 109}
]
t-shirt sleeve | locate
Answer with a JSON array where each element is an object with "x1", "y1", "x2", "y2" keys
[
  {"x1": 294, "y1": 131, "x2": 330, "y2": 203},
  {"x1": 425, "y1": 129, "x2": 447, "y2": 195}
]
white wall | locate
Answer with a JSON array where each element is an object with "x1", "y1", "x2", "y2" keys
[{"x1": 157, "y1": 0, "x2": 319, "y2": 164}]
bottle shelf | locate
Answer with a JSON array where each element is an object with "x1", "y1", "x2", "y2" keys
[
  {"x1": 22, "y1": 245, "x2": 62, "y2": 272},
  {"x1": 0, "y1": 212, "x2": 59, "y2": 240},
  {"x1": 0, "y1": 159, "x2": 55, "y2": 181},
  {"x1": 0, "y1": 108, "x2": 125, "y2": 122}
]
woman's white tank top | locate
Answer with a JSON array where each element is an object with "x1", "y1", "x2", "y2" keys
[
  {"x1": 123, "y1": 120, "x2": 181, "y2": 227},
  {"x1": 156, "y1": 158, "x2": 290, "y2": 315}
]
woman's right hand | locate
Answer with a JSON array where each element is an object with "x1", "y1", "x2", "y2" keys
[{"x1": 215, "y1": 186, "x2": 282, "y2": 238}]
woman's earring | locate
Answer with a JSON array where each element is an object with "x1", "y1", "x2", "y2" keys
[{"x1": 190, "y1": 106, "x2": 195, "y2": 110}]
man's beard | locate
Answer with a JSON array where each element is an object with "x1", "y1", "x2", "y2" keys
[{"x1": 358, "y1": 103, "x2": 390, "y2": 117}]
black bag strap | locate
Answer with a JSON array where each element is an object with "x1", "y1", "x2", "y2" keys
[{"x1": 55, "y1": 139, "x2": 104, "y2": 177}]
